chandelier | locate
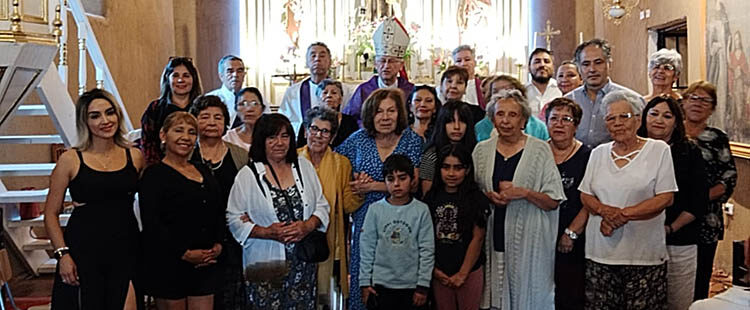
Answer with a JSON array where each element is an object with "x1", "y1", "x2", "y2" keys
[{"x1": 600, "y1": 0, "x2": 641, "y2": 25}]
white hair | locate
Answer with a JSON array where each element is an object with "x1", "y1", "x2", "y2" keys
[
  {"x1": 648, "y1": 49, "x2": 683, "y2": 75},
  {"x1": 602, "y1": 90, "x2": 643, "y2": 115}
]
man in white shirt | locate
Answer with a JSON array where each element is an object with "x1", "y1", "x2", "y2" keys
[
  {"x1": 525, "y1": 48, "x2": 562, "y2": 117},
  {"x1": 437, "y1": 45, "x2": 486, "y2": 109},
  {"x1": 690, "y1": 238, "x2": 750, "y2": 309},
  {"x1": 207, "y1": 55, "x2": 246, "y2": 124},
  {"x1": 279, "y1": 42, "x2": 351, "y2": 134}
]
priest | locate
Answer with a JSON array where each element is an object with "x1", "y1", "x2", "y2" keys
[
  {"x1": 343, "y1": 17, "x2": 414, "y2": 124},
  {"x1": 279, "y1": 42, "x2": 351, "y2": 134}
]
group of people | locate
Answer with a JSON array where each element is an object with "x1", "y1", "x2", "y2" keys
[{"x1": 42, "y1": 16, "x2": 741, "y2": 310}]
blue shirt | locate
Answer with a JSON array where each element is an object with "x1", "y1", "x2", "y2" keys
[{"x1": 565, "y1": 80, "x2": 644, "y2": 149}]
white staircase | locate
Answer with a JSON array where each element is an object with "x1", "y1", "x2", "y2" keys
[{"x1": 0, "y1": 0, "x2": 132, "y2": 277}]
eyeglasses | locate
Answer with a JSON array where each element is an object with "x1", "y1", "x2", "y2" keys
[
  {"x1": 548, "y1": 116, "x2": 575, "y2": 125},
  {"x1": 604, "y1": 112, "x2": 637, "y2": 123},
  {"x1": 652, "y1": 64, "x2": 675, "y2": 71},
  {"x1": 237, "y1": 100, "x2": 261, "y2": 108},
  {"x1": 309, "y1": 125, "x2": 332, "y2": 138},
  {"x1": 686, "y1": 94, "x2": 715, "y2": 105}
]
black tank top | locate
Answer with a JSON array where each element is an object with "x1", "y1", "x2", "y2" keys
[{"x1": 69, "y1": 148, "x2": 138, "y2": 206}]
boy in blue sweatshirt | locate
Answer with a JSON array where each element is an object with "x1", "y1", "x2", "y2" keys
[{"x1": 359, "y1": 154, "x2": 435, "y2": 310}]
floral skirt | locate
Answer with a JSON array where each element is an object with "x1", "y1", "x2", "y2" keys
[{"x1": 246, "y1": 242, "x2": 317, "y2": 310}]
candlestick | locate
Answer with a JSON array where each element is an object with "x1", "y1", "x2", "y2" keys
[
  {"x1": 579, "y1": 32, "x2": 584, "y2": 44},
  {"x1": 533, "y1": 32, "x2": 538, "y2": 48}
]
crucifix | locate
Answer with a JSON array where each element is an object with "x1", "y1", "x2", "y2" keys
[{"x1": 536, "y1": 20, "x2": 560, "y2": 50}]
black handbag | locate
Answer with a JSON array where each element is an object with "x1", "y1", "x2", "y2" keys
[{"x1": 266, "y1": 162, "x2": 329, "y2": 263}]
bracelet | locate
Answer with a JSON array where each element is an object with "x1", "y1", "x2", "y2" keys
[{"x1": 53, "y1": 247, "x2": 70, "y2": 260}]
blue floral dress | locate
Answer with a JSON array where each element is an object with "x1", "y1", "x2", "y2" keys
[{"x1": 335, "y1": 128, "x2": 423, "y2": 310}]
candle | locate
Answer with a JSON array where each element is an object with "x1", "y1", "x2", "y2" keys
[
  {"x1": 533, "y1": 32, "x2": 538, "y2": 48},
  {"x1": 579, "y1": 32, "x2": 584, "y2": 44}
]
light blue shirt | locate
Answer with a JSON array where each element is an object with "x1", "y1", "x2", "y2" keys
[
  {"x1": 475, "y1": 115, "x2": 550, "y2": 142},
  {"x1": 565, "y1": 79, "x2": 645, "y2": 149}
]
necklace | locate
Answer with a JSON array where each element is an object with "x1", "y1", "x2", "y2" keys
[
  {"x1": 89, "y1": 148, "x2": 117, "y2": 170},
  {"x1": 611, "y1": 138, "x2": 644, "y2": 164},
  {"x1": 199, "y1": 143, "x2": 226, "y2": 171},
  {"x1": 550, "y1": 140, "x2": 578, "y2": 163}
]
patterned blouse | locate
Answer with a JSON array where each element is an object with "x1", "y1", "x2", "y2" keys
[
  {"x1": 693, "y1": 127, "x2": 737, "y2": 244},
  {"x1": 138, "y1": 98, "x2": 193, "y2": 166}
]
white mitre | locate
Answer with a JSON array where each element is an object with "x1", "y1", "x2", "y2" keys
[{"x1": 373, "y1": 17, "x2": 410, "y2": 58}]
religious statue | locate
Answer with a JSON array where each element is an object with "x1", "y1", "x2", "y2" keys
[
  {"x1": 283, "y1": 0, "x2": 301, "y2": 50},
  {"x1": 457, "y1": 0, "x2": 491, "y2": 43}
]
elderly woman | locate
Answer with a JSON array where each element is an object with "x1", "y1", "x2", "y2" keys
[
  {"x1": 189, "y1": 95, "x2": 250, "y2": 309},
  {"x1": 579, "y1": 90, "x2": 678, "y2": 308},
  {"x1": 472, "y1": 89, "x2": 565, "y2": 309},
  {"x1": 297, "y1": 79, "x2": 359, "y2": 148},
  {"x1": 681, "y1": 80, "x2": 738, "y2": 300},
  {"x1": 335, "y1": 88, "x2": 423, "y2": 310},
  {"x1": 556, "y1": 60, "x2": 583, "y2": 95},
  {"x1": 140, "y1": 112, "x2": 225, "y2": 309},
  {"x1": 543, "y1": 97, "x2": 591, "y2": 310},
  {"x1": 227, "y1": 113, "x2": 329, "y2": 309},
  {"x1": 419, "y1": 100, "x2": 477, "y2": 194},
  {"x1": 45, "y1": 89, "x2": 144, "y2": 309},
  {"x1": 223, "y1": 87, "x2": 265, "y2": 151},
  {"x1": 637, "y1": 96, "x2": 708, "y2": 309},
  {"x1": 440, "y1": 66, "x2": 485, "y2": 125},
  {"x1": 297, "y1": 107, "x2": 363, "y2": 308},
  {"x1": 407, "y1": 85, "x2": 442, "y2": 141},
  {"x1": 140, "y1": 57, "x2": 203, "y2": 166},
  {"x1": 645, "y1": 49, "x2": 683, "y2": 102},
  {"x1": 475, "y1": 75, "x2": 550, "y2": 142}
]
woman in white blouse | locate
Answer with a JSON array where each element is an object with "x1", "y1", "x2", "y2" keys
[
  {"x1": 579, "y1": 90, "x2": 678, "y2": 309},
  {"x1": 226, "y1": 113, "x2": 329, "y2": 309}
]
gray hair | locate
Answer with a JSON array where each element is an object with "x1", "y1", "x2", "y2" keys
[
  {"x1": 315, "y1": 79, "x2": 344, "y2": 99},
  {"x1": 574, "y1": 38, "x2": 612, "y2": 65},
  {"x1": 302, "y1": 106, "x2": 339, "y2": 136},
  {"x1": 648, "y1": 48, "x2": 682, "y2": 75},
  {"x1": 486, "y1": 89, "x2": 531, "y2": 123},
  {"x1": 217, "y1": 55, "x2": 243, "y2": 75},
  {"x1": 602, "y1": 90, "x2": 643, "y2": 115},
  {"x1": 452, "y1": 45, "x2": 475, "y2": 59}
]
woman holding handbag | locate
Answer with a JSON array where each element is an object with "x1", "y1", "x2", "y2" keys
[{"x1": 227, "y1": 113, "x2": 330, "y2": 309}]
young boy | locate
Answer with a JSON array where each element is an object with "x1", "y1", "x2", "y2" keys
[{"x1": 359, "y1": 154, "x2": 435, "y2": 309}]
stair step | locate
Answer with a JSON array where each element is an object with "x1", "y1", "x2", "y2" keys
[
  {"x1": 0, "y1": 188, "x2": 70, "y2": 204},
  {"x1": 37, "y1": 258, "x2": 57, "y2": 274},
  {"x1": 6, "y1": 213, "x2": 71, "y2": 228},
  {"x1": 0, "y1": 135, "x2": 63, "y2": 144},
  {"x1": 0, "y1": 163, "x2": 56, "y2": 177},
  {"x1": 23, "y1": 239, "x2": 53, "y2": 251},
  {"x1": 16, "y1": 105, "x2": 49, "y2": 116}
]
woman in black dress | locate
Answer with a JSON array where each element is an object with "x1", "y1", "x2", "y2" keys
[
  {"x1": 45, "y1": 89, "x2": 145, "y2": 309},
  {"x1": 544, "y1": 97, "x2": 591, "y2": 310},
  {"x1": 189, "y1": 95, "x2": 249, "y2": 309},
  {"x1": 140, "y1": 112, "x2": 225, "y2": 309}
]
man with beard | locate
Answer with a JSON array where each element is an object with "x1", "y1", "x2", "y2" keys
[
  {"x1": 208, "y1": 55, "x2": 248, "y2": 125},
  {"x1": 437, "y1": 45, "x2": 486, "y2": 109},
  {"x1": 343, "y1": 17, "x2": 414, "y2": 125},
  {"x1": 526, "y1": 48, "x2": 562, "y2": 117},
  {"x1": 565, "y1": 38, "x2": 645, "y2": 149},
  {"x1": 280, "y1": 42, "x2": 351, "y2": 135}
]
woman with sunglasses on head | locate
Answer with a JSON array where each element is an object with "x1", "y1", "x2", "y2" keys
[
  {"x1": 645, "y1": 49, "x2": 683, "y2": 102},
  {"x1": 681, "y1": 80, "x2": 738, "y2": 301},
  {"x1": 140, "y1": 57, "x2": 203, "y2": 166},
  {"x1": 46, "y1": 89, "x2": 145, "y2": 309},
  {"x1": 637, "y1": 95, "x2": 709, "y2": 309},
  {"x1": 223, "y1": 87, "x2": 266, "y2": 151}
]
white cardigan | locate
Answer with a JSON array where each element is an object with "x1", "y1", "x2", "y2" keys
[{"x1": 227, "y1": 157, "x2": 330, "y2": 269}]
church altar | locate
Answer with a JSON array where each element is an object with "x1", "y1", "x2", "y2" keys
[{"x1": 240, "y1": 0, "x2": 530, "y2": 107}]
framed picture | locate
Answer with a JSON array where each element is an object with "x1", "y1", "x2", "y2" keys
[{"x1": 706, "y1": 0, "x2": 750, "y2": 158}]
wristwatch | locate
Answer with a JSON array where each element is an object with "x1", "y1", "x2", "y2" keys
[{"x1": 564, "y1": 228, "x2": 578, "y2": 240}]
